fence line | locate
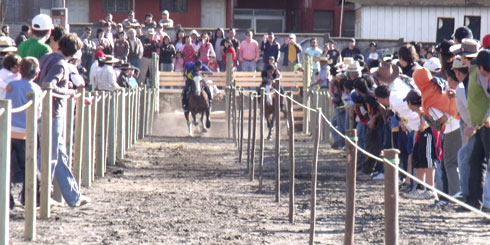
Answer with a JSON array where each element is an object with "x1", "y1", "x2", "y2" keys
[
  {"x1": 0, "y1": 80, "x2": 159, "y2": 243},
  {"x1": 235, "y1": 87, "x2": 490, "y2": 245}
]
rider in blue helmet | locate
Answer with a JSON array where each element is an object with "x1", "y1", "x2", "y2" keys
[{"x1": 182, "y1": 60, "x2": 213, "y2": 112}]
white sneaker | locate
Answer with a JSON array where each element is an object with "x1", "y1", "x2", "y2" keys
[
  {"x1": 372, "y1": 173, "x2": 384, "y2": 180},
  {"x1": 402, "y1": 189, "x2": 426, "y2": 200}
]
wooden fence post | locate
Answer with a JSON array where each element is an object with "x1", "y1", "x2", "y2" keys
[
  {"x1": 25, "y1": 93, "x2": 37, "y2": 240},
  {"x1": 246, "y1": 93, "x2": 252, "y2": 172},
  {"x1": 225, "y1": 53, "x2": 233, "y2": 139},
  {"x1": 65, "y1": 97, "x2": 75, "y2": 169},
  {"x1": 117, "y1": 89, "x2": 126, "y2": 159},
  {"x1": 344, "y1": 129, "x2": 358, "y2": 245},
  {"x1": 287, "y1": 93, "x2": 295, "y2": 224},
  {"x1": 96, "y1": 91, "x2": 106, "y2": 177},
  {"x1": 250, "y1": 95, "x2": 257, "y2": 181},
  {"x1": 133, "y1": 88, "x2": 139, "y2": 145},
  {"x1": 0, "y1": 99, "x2": 11, "y2": 244},
  {"x1": 310, "y1": 91, "x2": 319, "y2": 135},
  {"x1": 125, "y1": 90, "x2": 131, "y2": 150},
  {"x1": 233, "y1": 88, "x2": 237, "y2": 146},
  {"x1": 238, "y1": 90, "x2": 244, "y2": 163},
  {"x1": 82, "y1": 94, "x2": 92, "y2": 187},
  {"x1": 309, "y1": 108, "x2": 322, "y2": 245},
  {"x1": 145, "y1": 89, "x2": 151, "y2": 135},
  {"x1": 259, "y1": 87, "x2": 265, "y2": 192},
  {"x1": 302, "y1": 54, "x2": 311, "y2": 135},
  {"x1": 321, "y1": 91, "x2": 330, "y2": 143},
  {"x1": 107, "y1": 91, "x2": 116, "y2": 166},
  {"x1": 148, "y1": 88, "x2": 155, "y2": 135},
  {"x1": 91, "y1": 92, "x2": 97, "y2": 183},
  {"x1": 274, "y1": 80, "x2": 281, "y2": 202},
  {"x1": 382, "y1": 149, "x2": 400, "y2": 245},
  {"x1": 139, "y1": 87, "x2": 147, "y2": 139},
  {"x1": 40, "y1": 87, "x2": 53, "y2": 219}
]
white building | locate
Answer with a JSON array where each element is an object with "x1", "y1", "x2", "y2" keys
[{"x1": 350, "y1": 0, "x2": 490, "y2": 42}]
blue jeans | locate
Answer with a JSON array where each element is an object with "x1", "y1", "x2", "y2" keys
[
  {"x1": 128, "y1": 58, "x2": 141, "y2": 69},
  {"x1": 458, "y1": 135, "x2": 475, "y2": 199},
  {"x1": 356, "y1": 122, "x2": 366, "y2": 164},
  {"x1": 39, "y1": 117, "x2": 80, "y2": 206},
  {"x1": 484, "y1": 164, "x2": 490, "y2": 208},
  {"x1": 218, "y1": 60, "x2": 225, "y2": 72},
  {"x1": 331, "y1": 108, "x2": 345, "y2": 147},
  {"x1": 241, "y1": 61, "x2": 257, "y2": 71}
]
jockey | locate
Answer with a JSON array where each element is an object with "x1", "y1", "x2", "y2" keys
[
  {"x1": 257, "y1": 64, "x2": 285, "y2": 110},
  {"x1": 182, "y1": 60, "x2": 213, "y2": 112}
]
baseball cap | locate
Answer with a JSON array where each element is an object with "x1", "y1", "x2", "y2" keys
[
  {"x1": 194, "y1": 60, "x2": 202, "y2": 67},
  {"x1": 95, "y1": 50, "x2": 106, "y2": 59},
  {"x1": 403, "y1": 89, "x2": 422, "y2": 103},
  {"x1": 451, "y1": 56, "x2": 468, "y2": 69},
  {"x1": 423, "y1": 57, "x2": 442, "y2": 73},
  {"x1": 32, "y1": 14, "x2": 54, "y2": 31},
  {"x1": 349, "y1": 38, "x2": 356, "y2": 43},
  {"x1": 289, "y1": 33, "x2": 296, "y2": 39},
  {"x1": 435, "y1": 40, "x2": 455, "y2": 55},
  {"x1": 482, "y1": 33, "x2": 490, "y2": 49},
  {"x1": 453, "y1": 26, "x2": 473, "y2": 42},
  {"x1": 162, "y1": 10, "x2": 169, "y2": 15}
]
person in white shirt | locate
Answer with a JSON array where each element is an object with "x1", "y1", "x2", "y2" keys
[
  {"x1": 94, "y1": 56, "x2": 121, "y2": 91},
  {"x1": 0, "y1": 53, "x2": 22, "y2": 99}
]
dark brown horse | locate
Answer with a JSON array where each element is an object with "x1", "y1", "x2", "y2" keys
[
  {"x1": 263, "y1": 79, "x2": 286, "y2": 140},
  {"x1": 185, "y1": 77, "x2": 211, "y2": 136}
]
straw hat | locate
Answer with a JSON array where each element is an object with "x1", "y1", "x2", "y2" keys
[
  {"x1": 100, "y1": 56, "x2": 120, "y2": 64},
  {"x1": 345, "y1": 61, "x2": 363, "y2": 73},
  {"x1": 0, "y1": 36, "x2": 17, "y2": 53}
]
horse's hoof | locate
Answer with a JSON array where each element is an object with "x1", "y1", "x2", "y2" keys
[
  {"x1": 267, "y1": 136, "x2": 272, "y2": 141},
  {"x1": 193, "y1": 121, "x2": 199, "y2": 126},
  {"x1": 203, "y1": 128, "x2": 208, "y2": 133},
  {"x1": 206, "y1": 120, "x2": 211, "y2": 128}
]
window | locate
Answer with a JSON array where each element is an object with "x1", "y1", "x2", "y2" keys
[
  {"x1": 464, "y1": 16, "x2": 481, "y2": 40},
  {"x1": 436, "y1": 17, "x2": 454, "y2": 42},
  {"x1": 160, "y1": 0, "x2": 187, "y2": 13},
  {"x1": 233, "y1": 9, "x2": 285, "y2": 33},
  {"x1": 313, "y1": 11, "x2": 334, "y2": 34},
  {"x1": 343, "y1": 11, "x2": 355, "y2": 37},
  {"x1": 103, "y1": 0, "x2": 130, "y2": 12}
]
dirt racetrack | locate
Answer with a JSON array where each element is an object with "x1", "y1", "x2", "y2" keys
[{"x1": 8, "y1": 112, "x2": 490, "y2": 244}]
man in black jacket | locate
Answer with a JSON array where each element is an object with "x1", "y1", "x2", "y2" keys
[
  {"x1": 117, "y1": 63, "x2": 132, "y2": 88},
  {"x1": 260, "y1": 32, "x2": 280, "y2": 70}
]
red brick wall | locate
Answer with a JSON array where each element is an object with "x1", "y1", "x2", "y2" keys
[{"x1": 89, "y1": 0, "x2": 202, "y2": 28}]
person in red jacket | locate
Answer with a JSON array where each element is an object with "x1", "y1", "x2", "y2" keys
[{"x1": 223, "y1": 39, "x2": 236, "y2": 71}]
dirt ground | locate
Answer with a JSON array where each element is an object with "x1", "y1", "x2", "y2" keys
[{"x1": 8, "y1": 112, "x2": 490, "y2": 244}]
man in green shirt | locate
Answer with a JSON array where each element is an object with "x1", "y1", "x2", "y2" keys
[{"x1": 17, "y1": 14, "x2": 53, "y2": 59}]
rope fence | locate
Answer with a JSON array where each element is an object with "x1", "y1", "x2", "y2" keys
[
  {"x1": 232, "y1": 86, "x2": 490, "y2": 245},
  {"x1": 0, "y1": 85, "x2": 159, "y2": 243}
]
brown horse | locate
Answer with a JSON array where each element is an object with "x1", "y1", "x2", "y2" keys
[
  {"x1": 263, "y1": 80, "x2": 286, "y2": 140},
  {"x1": 185, "y1": 77, "x2": 211, "y2": 136}
]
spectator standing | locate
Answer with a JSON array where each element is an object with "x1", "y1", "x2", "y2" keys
[
  {"x1": 94, "y1": 28, "x2": 112, "y2": 55},
  {"x1": 113, "y1": 23, "x2": 125, "y2": 40},
  {"x1": 182, "y1": 35, "x2": 197, "y2": 64},
  {"x1": 94, "y1": 56, "x2": 120, "y2": 91},
  {"x1": 103, "y1": 23, "x2": 114, "y2": 54},
  {"x1": 365, "y1": 41, "x2": 381, "y2": 68},
  {"x1": 143, "y1": 13, "x2": 157, "y2": 29},
  {"x1": 304, "y1": 38, "x2": 323, "y2": 74},
  {"x1": 207, "y1": 54, "x2": 219, "y2": 72},
  {"x1": 17, "y1": 14, "x2": 53, "y2": 59},
  {"x1": 139, "y1": 28, "x2": 159, "y2": 86},
  {"x1": 398, "y1": 44, "x2": 421, "y2": 77},
  {"x1": 223, "y1": 38, "x2": 236, "y2": 70},
  {"x1": 260, "y1": 32, "x2": 280, "y2": 70},
  {"x1": 5, "y1": 57, "x2": 42, "y2": 208},
  {"x1": 89, "y1": 51, "x2": 105, "y2": 88},
  {"x1": 46, "y1": 26, "x2": 66, "y2": 53},
  {"x1": 114, "y1": 31, "x2": 129, "y2": 62},
  {"x1": 0, "y1": 53, "x2": 22, "y2": 99},
  {"x1": 324, "y1": 40, "x2": 341, "y2": 76},
  {"x1": 101, "y1": 13, "x2": 117, "y2": 28},
  {"x1": 174, "y1": 51, "x2": 185, "y2": 72},
  {"x1": 175, "y1": 29, "x2": 186, "y2": 52},
  {"x1": 116, "y1": 63, "x2": 132, "y2": 88},
  {"x1": 239, "y1": 30, "x2": 260, "y2": 72},
  {"x1": 197, "y1": 33, "x2": 215, "y2": 65},
  {"x1": 15, "y1": 24, "x2": 30, "y2": 46},
  {"x1": 81, "y1": 27, "x2": 97, "y2": 72},
  {"x1": 126, "y1": 28, "x2": 143, "y2": 68},
  {"x1": 453, "y1": 26, "x2": 473, "y2": 44},
  {"x1": 136, "y1": 25, "x2": 146, "y2": 43},
  {"x1": 1, "y1": 25, "x2": 15, "y2": 44},
  {"x1": 122, "y1": 11, "x2": 140, "y2": 29},
  {"x1": 159, "y1": 10, "x2": 174, "y2": 28},
  {"x1": 212, "y1": 28, "x2": 225, "y2": 71},
  {"x1": 280, "y1": 33, "x2": 302, "y2": 71},
  {"x1": 34, "y1": 33, "x2": 90, "y2": 207},
  {"x1": 341, "y1": 38, "x2": 361, "y2": 59},
  {"x1": 190, "y1": 30, "x2": 200, "y2": 50},
  {"x1": 159, "y1": 35, "x2": 176, "y2": 71}
]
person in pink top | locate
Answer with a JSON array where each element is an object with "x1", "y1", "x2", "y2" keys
[
  {"x1": 174, "y1": 51, "x2": 185, "y2": 72},
  {"x1": 182, "y1": 35, "x2": 197, "y2": 63},
  {"x1": 197, "y1": 33, "x2": 215, "y2": 65},
  {"x1": 239, "y1": 29, "x2": 260, "y2": 71}
]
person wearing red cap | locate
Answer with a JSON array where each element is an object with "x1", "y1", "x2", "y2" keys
[
  {"x1": 482, "y1": 33, "x2": 490, "y2": 50},
  {"x1": 89, "y1": 51, "x2": 106, "y2": 89}
]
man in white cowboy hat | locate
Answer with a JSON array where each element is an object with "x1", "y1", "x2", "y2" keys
[
  {"x1": 35, "y1": 33, "x2": 91, "y2": 207},
  {"x1": 17, "y1": 14, "x2": 54, "y2": 59},
  {"x1": 94, "y1": 56, "x2": 121, "y2": 91},
  {"x1": 345, "y1": 60, "x2": 363, "y2": 80},
  {"x1": 139, "y1": 28, "x2": 159, "y2": 86}
]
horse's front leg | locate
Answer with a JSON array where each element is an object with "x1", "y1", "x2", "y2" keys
[
  {"x1": 201, "y1": 112, "x2": 208, "y2": 132},
  {"x1": 185, "y1": 112, "x2": 193, "y2": 136}
]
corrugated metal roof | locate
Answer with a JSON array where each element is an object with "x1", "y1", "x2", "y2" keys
[{"x1": 349, "y1": 0, "x2": 490, "y2": 7}]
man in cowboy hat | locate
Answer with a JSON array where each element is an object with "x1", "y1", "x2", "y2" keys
[
  {"x1": 116, "y1": 63, "x2": 132, "y2": 88},
  {"x1": 371, "y1": 61, "x2": 400, "y2": 85},
  {"x1": 94, "y1": 55, "x2": 121, "y2": 91}
]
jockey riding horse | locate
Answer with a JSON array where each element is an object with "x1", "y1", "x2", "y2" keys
[{"x1": 182, "y1": 60, "x2": 213, "y2": 113}]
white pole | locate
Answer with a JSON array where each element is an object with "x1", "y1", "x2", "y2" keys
[{"x1": 339, "y1": 0, "x2": 345, "y2": 37}]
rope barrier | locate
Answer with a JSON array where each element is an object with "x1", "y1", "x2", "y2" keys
[
  {"x1": 0, "y1": 108, "x2": 4, "y2": 116},
  {"x1": 11, "y1": 100, "x2": 34, "y2": 113},
  {"x1": 269, "y1": 89, "x2": 490, "y2": 220}
]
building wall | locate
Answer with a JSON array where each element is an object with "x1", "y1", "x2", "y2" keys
[
  {"x1": 358, "y1": 6, "x2": 490, "y2": 42},
  {"x1": 88, "y1": 0, "x2": 202, "y2": 27}
]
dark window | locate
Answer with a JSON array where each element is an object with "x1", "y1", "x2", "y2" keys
[
  {"x1": 343, "y1": 11, "x2": 355, "y2": 37},
  {"x1": 104, "y1": 0, "x2": 130, "y2": 12},
  {"x1": 464, "y1": 16, "x2": 481, "y2": 40},
  {"x1": 313, "y1": 11, "x2": 334, "y2": 34},
  {"x1": 436, "y1": 17, "x2": 454, "y2": 43},
  {"x1": 160, "y1": 0, "x2": 188, "y2": 13}
]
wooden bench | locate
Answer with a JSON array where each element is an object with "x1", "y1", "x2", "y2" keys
[{"x1": 159, "y1": 71, "x2": 304, "y2": 89}]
